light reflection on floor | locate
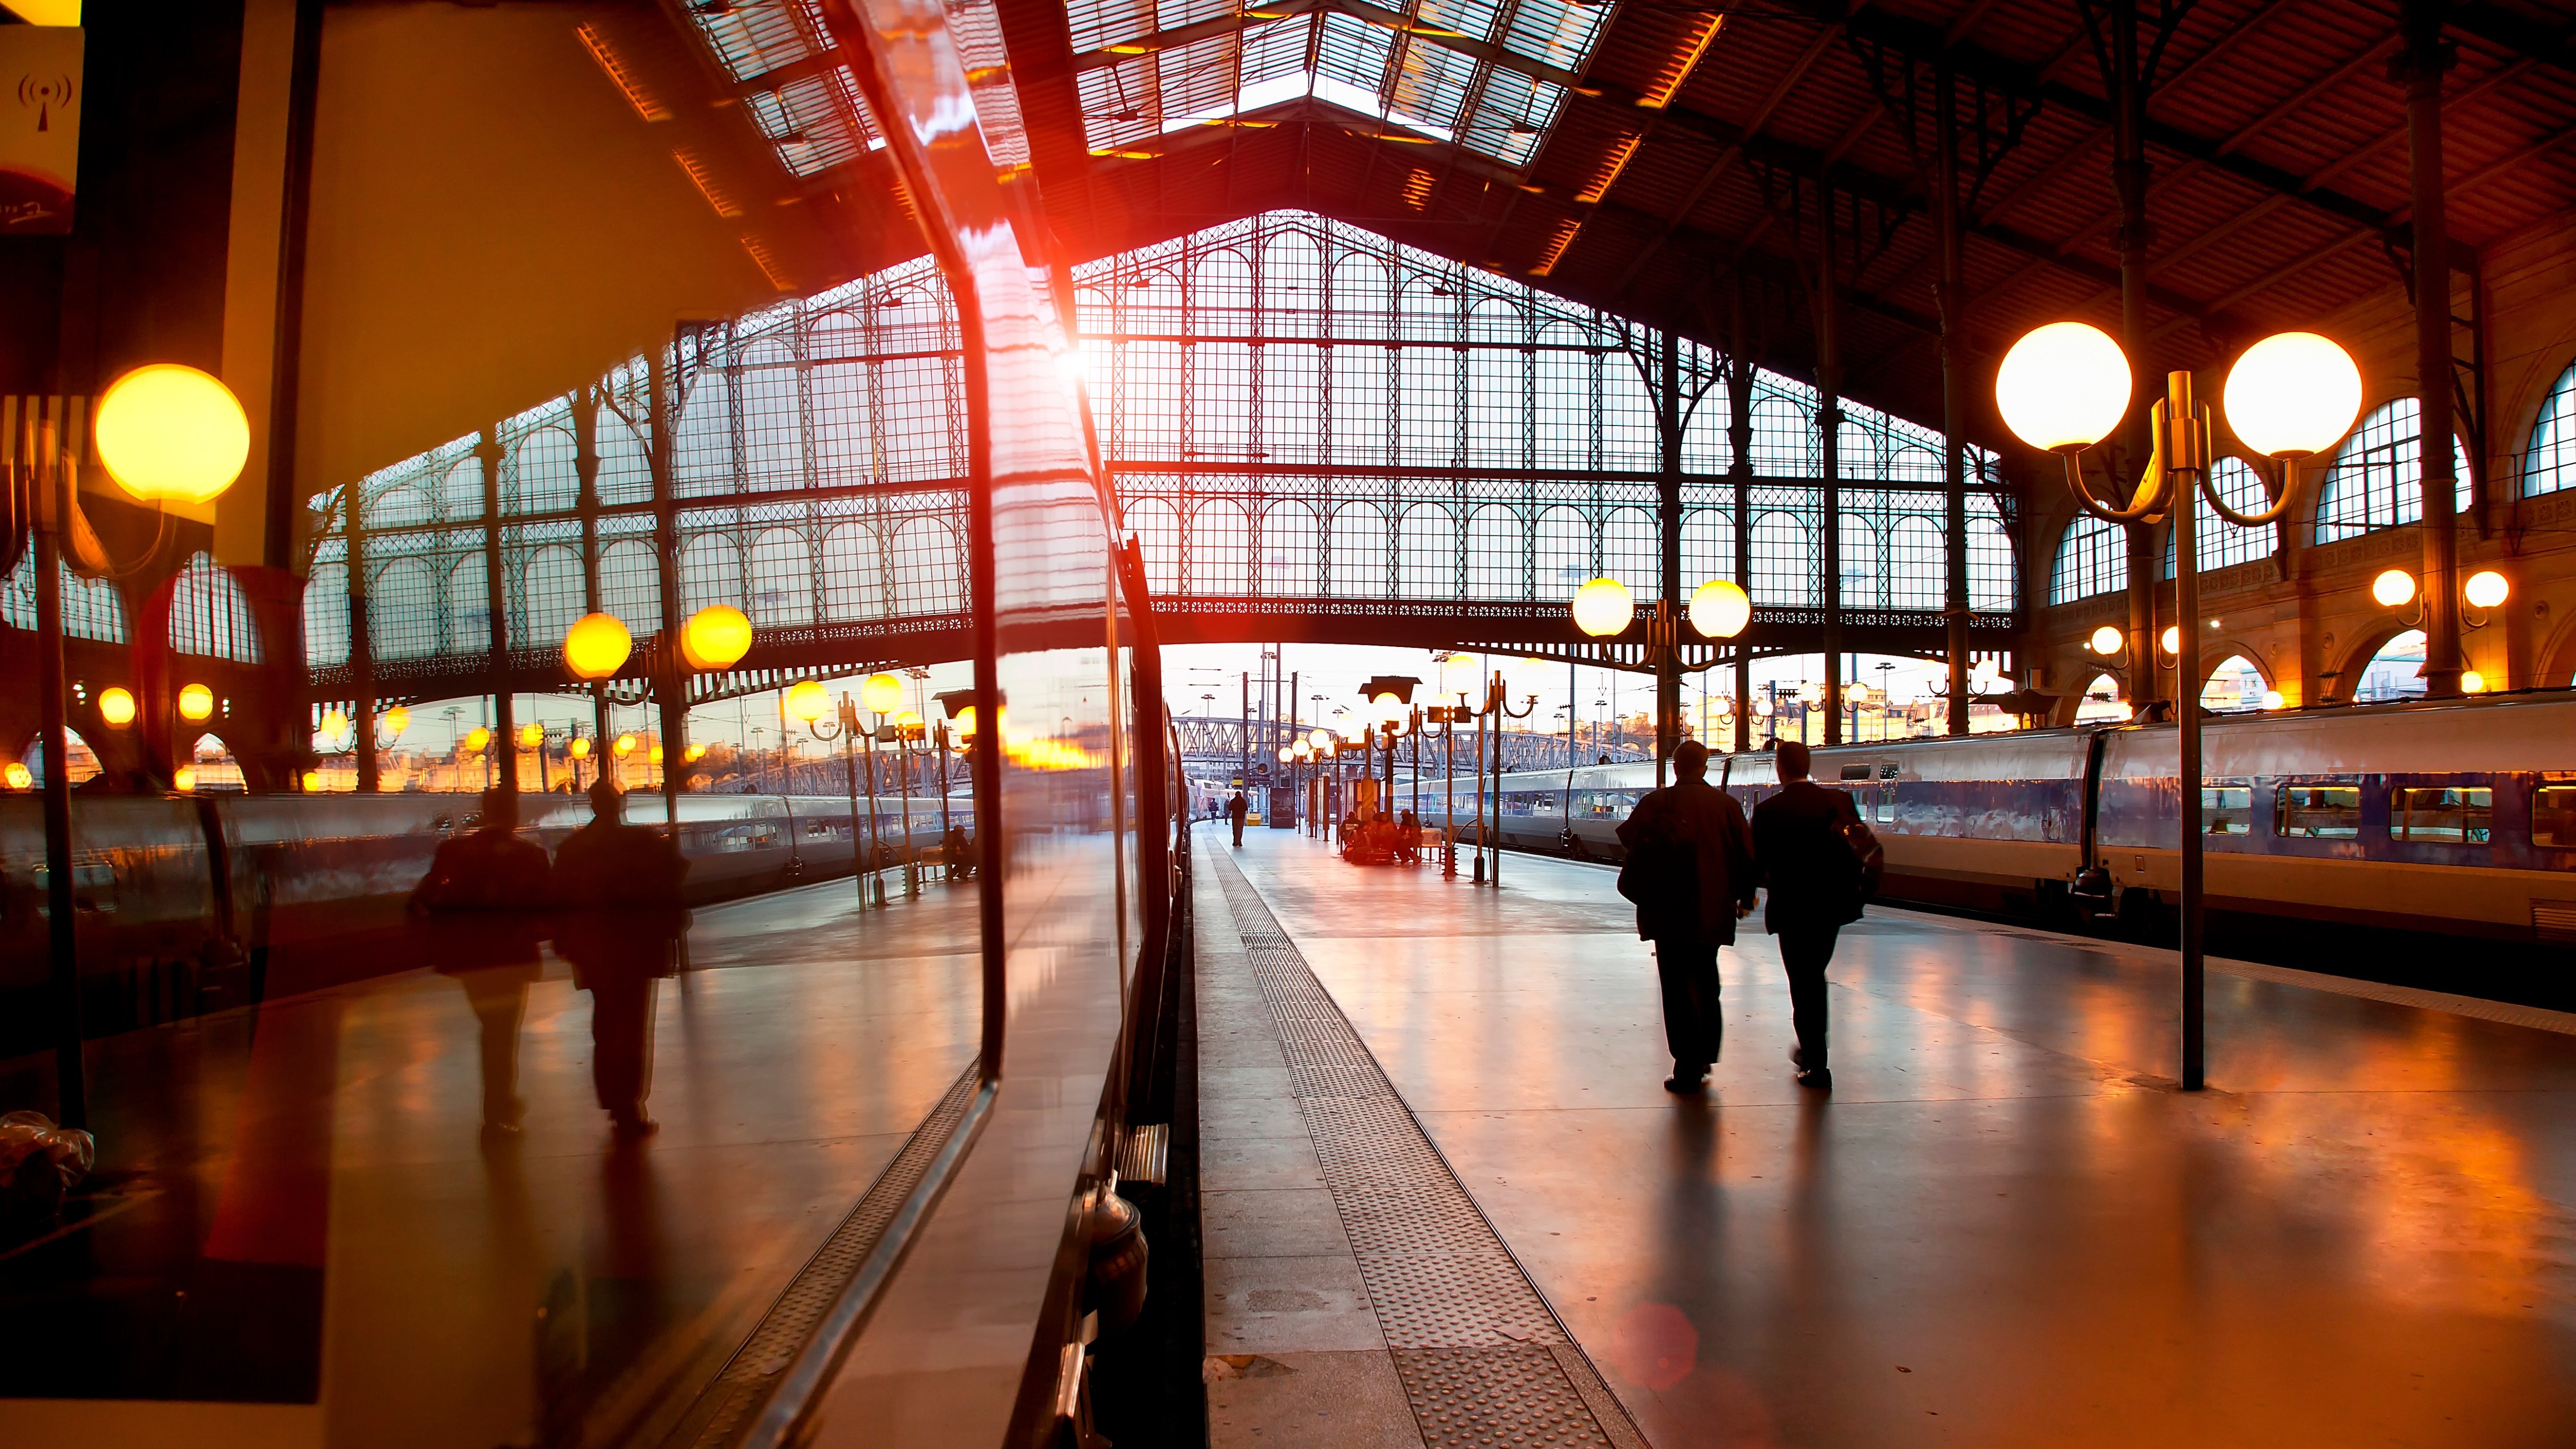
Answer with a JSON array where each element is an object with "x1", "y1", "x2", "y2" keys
[
  {"x1": 1233, "y1": 829, "x2": 2576, "y2": 1448},
  {"x1": 0, "y1": 877, "x2": 980, "y2": 1449}
]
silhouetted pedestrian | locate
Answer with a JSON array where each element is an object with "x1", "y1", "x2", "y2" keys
[
  {"x1": 553, "y1": 780, "x2": 691, "y2": 1136},
  {"x1": 409, "y1": 788, "x2": 552, "y2": 1136},
  {"x1": 1617, "y1": 740, "x2": 1758, "y2": 1093},
  {"x1": 1227, "y1": 789, "x2": 1248, "y2": 848},
  {"x1": 1750, "y1": 740, "x2": 1877, "y2": 1090}
]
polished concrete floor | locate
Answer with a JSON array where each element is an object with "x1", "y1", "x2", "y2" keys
[
  {"x1": 0, "y1": 874, "x2": 979, "y2": 1449},
  {"x1": 1222, "y1": 826, "x2": 2576, "y2": 1448}
]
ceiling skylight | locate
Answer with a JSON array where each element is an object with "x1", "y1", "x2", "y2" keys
[{"x1": 1068, "y1": 0, "x2": 1610, "y2": 166}]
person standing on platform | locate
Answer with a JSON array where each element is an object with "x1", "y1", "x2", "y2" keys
[
  {"x1": 553, "y1": 780, "x2": 692, "y2": 1137},
  {"x1": 1750, "y1": 740, "x2": 1877, "y2": 1091},
  {"x1": 408, "y1": 788, "x2": 552, "y2": 1137},
  {"x1": 1227, "y1": 788, "x2": 1248, "y2": 848},
  {"x1": 1616, "y1": 740, "x2": 1758, "y2": 1094}
]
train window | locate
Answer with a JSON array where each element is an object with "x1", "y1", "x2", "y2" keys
[
  {"x1": 1837, "y1": 764, "x2": 1872, "y2": 781},
  {"x1": 2391, "y1": 786, "x2": 2491, "y2": 844},
  {"x1": 2276, "y1": 785, "x2": 2360, "y2": 839},
  {"x1": 2534, "y1": 786, "x2": 2576, "y2": 847},
  {"x1": 2201, "y1": 786, "x2": 2251, "y2": 835}
]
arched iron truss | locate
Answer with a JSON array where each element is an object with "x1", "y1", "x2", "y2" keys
[{"x1": 304, "y1": 210, "x2": 2021, "y2": 704}]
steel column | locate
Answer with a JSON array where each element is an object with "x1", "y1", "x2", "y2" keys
[{"x1": 2403, "y1": 0, "x2": 2465, "y2": 696}]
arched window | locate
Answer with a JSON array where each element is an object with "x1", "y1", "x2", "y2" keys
[
  {"x1": 1886, "y1": 516, "x2": 1942, "y2": 609},
  {"x1": 2049, "y1": 513, "x2": 2126, "y2": 604},
  {"x1": 1533, "y1": 505, "x2": 1590, "y2": 599},
  {"x1": 680, "y1": 535, "x2": 743, "y2": 614},
  {"x1": 1749, "y1": 510, "x2": 1815, "y2": 606},
  {"x1": 168, "y1": 553, "x2": 263, "y2": 662},
  {"x1": 1260, "y1": 500, "x2": 1321, "y2": 596},
  {"x1": 1968, "y1": 495, "x2": 2016, "y2": 612},
  {"x1": 2073, "y1": 672, "x2": 2129, "y2": 724},
  {"x1": 1602, "y1": 507, "x2": 1657, "y2": 596},
  {"x1": 370, "y1": 557, "x2": 438, "y2": 658},
  {"x1": 1195, "y1": 499, "x2": 1255, "y2": 595},
  {"x1": 1680, "y1": 507, "x2": 1734, "y2": 598},
  {"x1": 2522, "y1": 358, "x2": 2576, "y2": 496},
  {"x1": 3, "y1": 555, "x2": 127, "y2": 641},
  {"x1": 27, "y1": 728, "x2": 100, "y2": 787},
  {"x1": 519, "y1": 544, "x2": 585, "y2": 645},
  {"x1": 1329, "y1": 502, "x2": 1387, "y2": 597},
  {"x1": 2315, "y1": 399, "x2": 2471, "y2": 542},
  {"x1": 1396, "y1": 504, "x2": 1456, "y2": 600},
  {"x1": 2199, "y1": 655, "x2": 2267, "y2": 712},
  {"x1": 446, "y1": 556, "x2": 490, "y2": 654},
  {"x1": 1123, "y1": 497, "x2": 1180, "y2": 592},
  {"x1": 746, "y1": 528, "x2": 814, "y2": 626},
  {"x1": 818, "y1": 524, "x2": 880, "y2": 622},
  {"x1": 2163, "y1": 457, "x2": 2279, "y2": 577},
  {"x1": 600, "y1": 538, "x2": 664, "y2": 634},
  {"x1": 304, "y1": 560, "x2": 350, "y2": 669},
  {"x1": 2354, "y1": 630, "x2": 2426, "y2": 703}
]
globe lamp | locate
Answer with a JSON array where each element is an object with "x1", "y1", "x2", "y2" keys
[
  {"x1": 952, "y1": 705, "x2": 977, "y2": 740},
  {"x1": 2462, "y1": 670, "x2": 2486, "y2": 694},
  {"x1": 2160, "y1": 626, "x2": 2180, "y2": 655},
  {"x1": 1310, "y1": 727, "x2": 1333, "y2": 751},
  {"x1": 894, "y1": 709, "x2": 923, "y2": 739},
  {"x1": 1437, "y1": 651, "x2": 1477, "y2": 698},
  {"x1": 785, "y1": 679, "x2": 830, "y2": 723},
  {"x1": 464, "y1": 726, "x2": 491, "y2": 754},
  {"x1": 319, "y1": 708, "x2": 350, "y2": 739},
  {"x1": 1570, "y1": 576, "x2": 1634, "y2": 638},
  {"x1": 862, "y1": 671, "x2": 904, "y2": 715},
  {"x1": 2261, "y1": 690, "x2": 2285, "y2": 711},
  {"x1": 1278, "y1": 747, "x2": 1294, "y2": 764},
  {"x1": 1371, "y1": 692, "x2": 1404, "y2": 726},
  {"x1": 93, "y1": 364, "x2": 251, "y2": 506},
  {"x1": 2223, "y1": 332, "x2": 2362, "y2": 459},
  {"x1": 382, "y1": 705, "x2": 410, "y2": 737},
  {"x1": 518, "y1": 723, "x2": 544, "y2": 750},
  {"x1": 173, "y1": 766, "x2": 197, "y2": 793},
  {"x1": 569, "y1": 737, "x2": 592, "y2": 760},
  {"x1": 4, "y1": 762, "x2": 28, "y2": 790},
  {"x1": 614, "y1": 733, "x2": 637, "y2": 758},
  {"x1": 97, "y1": 687, "x2": 136, "y2": 727},
  {"x1": 1995, "y1": 322, "x2": 2131, "y2": 453},
  {"x1": 2371, "y1": 569, "x2": 2417, "y2": 609},
  {"x1": 649, "y1": 744, "x2": 665, "y2": 764},
  {"x1": 2464, "y1": 570, "x2": 2510, "y2": 610},
  {"x1": 178, "y1": 683, "x2": 215, "y2": 721},
  {"x1": 1688, "y1": 579, "x2": 1751, "y2": 640},
  {"x1": 1845, "y1": 683, "x2": 1869, "y2": 706},
  {"x1": 685, "y1": 743, "x2": 707, "y2": 762},
  {"x1": 681, "y1": 605, "x2": 753, "y2": 671},
  {"x1": 2089, "y1": 625, "x2": 2124, "y2": 656},
  {"x1": 301, "y1": 769, "x2": 321, "y2": 792},
  {"x1": 564, "y1": 611, "x2": 634, "y2": 680}
]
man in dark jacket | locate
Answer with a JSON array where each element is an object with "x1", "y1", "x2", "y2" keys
[
  {"x1": 409, "y1": 788, "x2": 552, "y2": 1135},
  {"x1": 1616, "y1": 740, "x2": 1758, "y2": 1093},
  {"x1": 553, "y1": 780, "x2": 692, "y2": 1136},
  {"x1": 1227, "y1": 789, "x2": 1248, "y2": 848},
  {"x1": 1750, "y1": 740, "x2": 1866, "y2": 1090}
]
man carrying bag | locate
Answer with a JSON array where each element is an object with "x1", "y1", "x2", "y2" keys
[
  {"x1": 1617, "y1": 740, "x2": 1759, "y2": 1093},
  {"x1": 1750, "y1": 740, "x2": 1879, "y2": 1090}
]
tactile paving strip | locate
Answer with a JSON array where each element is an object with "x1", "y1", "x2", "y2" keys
[
  {"x1": 1211, "y1": 853, "x2": 1626, "y2": 1447},
  {"x1": 1395, "y1": 1346, "x2": 1609, "y2": 1449}
]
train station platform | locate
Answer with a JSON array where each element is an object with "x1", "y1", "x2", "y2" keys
[
  {"x1": 1194, "y1": 824, "x2": 2576, "y2": 1448},
  {"x1": 0, "y1": 874, "x2": 980, "y2": 1448}
]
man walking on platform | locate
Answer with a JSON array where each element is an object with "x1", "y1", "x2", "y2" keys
[
  {"x1": 1751, "y1": 741, "x2": 1876, "y2": 1091},
  {"x1": 1227, "y1": 788, "x2": 1248, "y2": 848},
  {"x1": 1617, "y1": 741, "x2": 1758, "y2": 1094}
]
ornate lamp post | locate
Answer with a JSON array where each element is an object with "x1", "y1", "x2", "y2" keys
[
  {"x1": 788, "y1": 679, "x2": 872, "y2": 907},
  {"x1": 21, "y1": 364, "x2": 252, "y2": 1127},
  {"x1": 1998, "y1": 321, "x2": 2361, "y2": 1091}
]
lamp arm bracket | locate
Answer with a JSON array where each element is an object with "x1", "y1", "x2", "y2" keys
[
  {"x1": 2060, "y1": 448, "x2": 2166, "y2": 526},
  {"x1": 2198, "y1": 453, "x2": 2303, "y2": 529}
]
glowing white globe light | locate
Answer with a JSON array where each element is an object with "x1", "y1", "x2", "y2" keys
[
  {"x1": 1688, "y1": 579, "x2": 1751, "y2": 640},
  {"x1": 1570, "y1": 577, "x2": 1634, "y2": 638},
  {"x1": 1995, "y1": 322, "x2": 2131, "y2": 453},
  {"x1": 2261, "y1": 689, "x2": 2285, "y2": 710},
  {"x1": 2160, "y1": 626, "x2": 2180, "y2": 655},
  {"x1": 2371, "y1": 569, "x2": 2417, "y2": 608},
  {"x1": 2464, "y1": 570, "x2": 2509, "y2": 610},
  {"x1": 2461, "y1": 670, "x2": 2486, "y2": 694},
  {"x1": 2089, "y1": 625, "x2": 2124, "y2": 655},
  {"x1": 93, "y1": 364, "x2": 251, "y2": 506},
  {"x1": 2223, "y1": 331, "x2": 2363, "y2": 459}
]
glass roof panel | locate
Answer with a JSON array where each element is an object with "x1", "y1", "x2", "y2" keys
[
  {"x1": 1500, "y1": 0, "x2": 1612, "y2": 74},
  {"x1": 689, "y1": 0, "x2": 820, "y2": 84}
]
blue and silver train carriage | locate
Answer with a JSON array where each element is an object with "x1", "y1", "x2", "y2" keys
[{"x1": 1450, "y1": 693, "x2": 2576, "y2": 948}]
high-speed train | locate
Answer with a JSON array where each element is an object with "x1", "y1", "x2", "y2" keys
[
  {"x1": 1442, "y1": 693, "x2": 2576, "y2": 949},
  {"x1": 0, "y1": 790, "x2": 962, "y2": 1050}
]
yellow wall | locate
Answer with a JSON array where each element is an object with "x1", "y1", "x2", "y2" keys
[{"x1": 291, "y1": 3, "x2": 780, "y2": 514}]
